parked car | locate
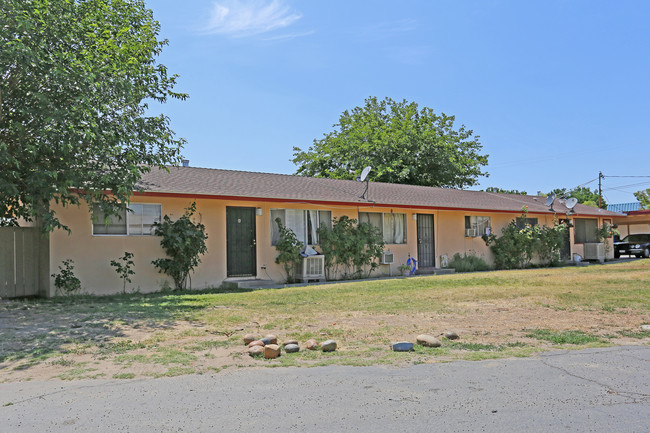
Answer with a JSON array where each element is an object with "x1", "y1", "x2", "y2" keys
[{"x1": 614, "y1": 234, "x2": 650, "y2": 258}]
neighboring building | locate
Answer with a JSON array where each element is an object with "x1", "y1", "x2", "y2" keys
[
  {"x1": 2, "y1": 167, "x2": 624, "y2": 297},
  {"x1": 609, "y1": 202, "x2": 650, "y2": 237}
]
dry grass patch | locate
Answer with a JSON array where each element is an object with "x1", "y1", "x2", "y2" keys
[{"x1": 1, "y1": 260, "x2": 648, "y2": 382}]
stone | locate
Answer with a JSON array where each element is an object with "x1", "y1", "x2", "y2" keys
[
  {"x1": 248, "y1": 346, "x2": 264, "y2": 357},
  {"x1": 306, "y1": 339, "x2": 319, "y2": 350},
  {"x1": 641, "y1": 324, "x2": 650, "y2": 332},
  {"x1": 416, "y1": 334, "x2": 442, "y2": 347},
  {"x1": 264, "y1": 344, "x2": 281, "y2": 359},
  {"x1": 264, "y1": 334, "x2": 278, "y2": 344},
  {"x1": 284, "y1": 343, "x2": 300, "y2": 353},
  {"x1": 248, "y1": 340, "x2": 265, "y2": 348},
  {"x1": 243, "y1": 333, "x2": 260, "y2": 345},
  {"x1": 320, "y1": 340, "x2": 337, "y2": 352},
  {"x1": 390, "y1": 341, "x2": 414, "y2": 352},
  {"x1": 260, "y1": 337, "x2": 272, "y2": 345},
  {"x1": 283, "y1": 339, "x2": 299, "y2": 347},
  {"x1": 444, "y1": 331, "x2": 459, "y2": 340}
]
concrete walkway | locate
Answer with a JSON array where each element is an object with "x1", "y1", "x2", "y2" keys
[{"x1": 2, "y1": 346, "x2": 649, "y2": 432}]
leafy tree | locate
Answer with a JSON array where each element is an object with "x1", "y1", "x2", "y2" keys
[
  {"x1": 152, "y1": 203, "x2": 207, "y2": 290},
  {"x1": 483, "y1": 187, "x2": 527, "y2": 195},
  {"x1": 1, "y1": 0, "x2": 186, "y2": 232},
  {"x1": 292, "y1": 97, "x2": 488, "y2": 188},
  {"x1": 548, "y1": 187, "x2": 605, "y2": 209},
  {"x1": 634, "y1": 189, "x2": 650, "y2": 209}
]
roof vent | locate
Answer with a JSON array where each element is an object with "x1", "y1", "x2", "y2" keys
[{"x1": 182, "y1": 159, "x2": 190, "y2": 167}]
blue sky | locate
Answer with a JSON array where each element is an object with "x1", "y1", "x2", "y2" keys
[{"x1": 149, "y1": 0, "x2": 650, "y2": 204}]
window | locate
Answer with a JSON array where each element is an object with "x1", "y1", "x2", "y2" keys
[
  {"x1": 464, "y1": 216, "x2": 491, "y2": 237},
  {"x1": 92, "y1": 203, "x2": 161, "y2": 236},
  {"x1": 270, "y1": 209, "x2": 332, "y2": 246},
  {"x1": 574, "y1": 218, "x2": 598, "y2": 243},
  {"x1": 358, "y1": 212, "x2": 407, "y2": 244},
  {"x1": 516, "y1": 217, "x2": 538, "y2": 229}
]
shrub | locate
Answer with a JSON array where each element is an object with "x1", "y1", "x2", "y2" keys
[
  {"x1": 317, "y1": 216, "x2": 385, "y2": 280},
  {"x1": 152, "y1": 203, "x2": 208, "y2": 290},
  {"x1": 274, "y1": 218, "x2": 303, "y2": 283},
  {"x1": 110, "y1": 252, "x2": 135, "y2": 294},
  {"x1": 447, "y1": 253, "x2": 492, "y2": 273},
  {"x1": 51, "y1": 259, "x2": 81, "y2": 295}
]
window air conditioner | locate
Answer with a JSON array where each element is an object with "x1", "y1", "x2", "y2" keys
[
  {"x1": 465, "y1": 228, "x2": 477, "y2": 237},
  {"x1": 381, "y1": 251, "x2": 395, "y2": 265}
]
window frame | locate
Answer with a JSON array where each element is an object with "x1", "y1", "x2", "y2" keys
[
  {"x1": 573, "y1": 218, "x2": 598, "y2": 244},
  {"x1": 464, "y1": 215, "x2": 491, "y2": 237},
  {"x1": 358, "y1": 211, "x2": 407, "y2": 245},
  {"x1": 92, "y1": 203, "x2": 162, "y2": 237},
  {"x1": 270, "y1": 209, "x2": 332, "y2": 246},
  {"x1": 515, "y1": 217, "x2": 539, "y2": 229}
]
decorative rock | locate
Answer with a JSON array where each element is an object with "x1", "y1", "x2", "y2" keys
[
  {"x1": 417, "y1": 334, "x2": 442, "y2": 347},
  {"x1": 306, "y1": 339, "x2": 320, "y2": 350},
  {"x1": 641, "y1": 324, "x2": 650, "y2": 331},
  {"x1": 320, "y1": 340, "x2": 337, "y2": 352},
  {"x1": 390, "y1": 341, "x2": 414, "y2": 352},
  {"x1": 243, "y1": 333, "x2": 261, "y2": 345},
  {"x1": 248, "y1": 340, "x2": 265, "y2": 348},
  {"x1": 283, "y1": 339, "x2": 299, "y2": 347},
  {"x1": 444, "y1": 331, "x2": 459, "y2": 340},
  {"x1": 264, "y1": 334, "x2": 278, "y2": 344},
  {"x1": 248, "y1": 346, "x2": 264, "y2": 357},
  {"x1": 260, "y1": 337, "x2": 273, "y2": 345},
  {"x1": 284, "y1": 343, "x2": 300, "y2": 353},
  {"x1": 264, "y1": 344, "x2": 281, "y2": 359}
]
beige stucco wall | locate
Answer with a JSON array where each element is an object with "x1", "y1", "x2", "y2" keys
[{"x1": 48, "y1": 197, "x2": 617, "y2": 296}]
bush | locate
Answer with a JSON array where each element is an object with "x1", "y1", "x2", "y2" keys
[
  {"x1": 274, "y1": 218, "x2": 303, "y2": 283},
  {"x1": 483, "y1": 209, "x2": 567, "y2": 269},
  {"x1": 152, "y1": 203, "x2": 208, "y2": 290},
  {"x1": 110, "y1": 251, "x2": 135, "y2": 294},
  {"x1": 317, "y1": 216, "x2": 385, "y2": 280},
  {"x1": 447, "y1": 253, "x2": 492, "y2": 273},
  {"x1": 51, "y1": 259, "x2": 81, "y2": 295}
]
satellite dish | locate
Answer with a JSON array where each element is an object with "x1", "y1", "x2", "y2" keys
[
  {"x1": 359, "y1": 166, "x2": 372, "y2": 182},
  {"x1": 545, "y1": 193, "x2": 556, "y2": 207},
  {"x1": 566, "y1": 197, "x2": 578, "y2": 209}
]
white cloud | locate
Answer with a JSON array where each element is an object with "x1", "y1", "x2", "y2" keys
[{"x1": 201, "y1": 0, "x2": 302, "y2": 37}]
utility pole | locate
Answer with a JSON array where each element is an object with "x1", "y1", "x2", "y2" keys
[{"x1": 598, "y1": 171, "x2": 604, "y2": 209}]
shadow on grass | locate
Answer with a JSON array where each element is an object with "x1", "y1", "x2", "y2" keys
[{"x1": 0, "y1": 286, "x2": 256, "y2": 368}]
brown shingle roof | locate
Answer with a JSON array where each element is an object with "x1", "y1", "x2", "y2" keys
[{"x1": 137, "y1": 166, "x2": 622, "y2": 217}]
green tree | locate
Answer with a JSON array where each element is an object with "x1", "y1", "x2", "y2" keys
[
  {"x1": 634, "y1": 189, "x2": 650, "y2": 209},
  {"x1": 152, "y1": 203, "x2": 208, "y2": 290},
  {"x1": 1, "y1": 0, "x2": 186, "y2": 232},
  {"x1": 483, "y1": 187, "x2": 527, "y2": 195},
  {"x1": 549, "y1": 187, "x2": 605, "y2": 209},
  {"x1": 292, "y1": 97, "x2": 488, "y2": 188}
]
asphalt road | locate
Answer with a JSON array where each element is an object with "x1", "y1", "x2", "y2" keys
[{"x1": 2, "y1": 346, "x2": 649, "y2": 432}]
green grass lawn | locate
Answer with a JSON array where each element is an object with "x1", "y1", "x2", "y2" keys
[{"x1": 1, "y1": 260, "x2": 649, "y2": 382}]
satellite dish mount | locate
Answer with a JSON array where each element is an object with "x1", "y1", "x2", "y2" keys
[
  {"x1": 545, "y1": 193, "x2": 557, "y2": 213},
  {"x1": 358, "y1": 166, "x2": 372, "y2": 200},
  {"x1": 565, "y1": 197, "x2": 578, "y2": 216}
]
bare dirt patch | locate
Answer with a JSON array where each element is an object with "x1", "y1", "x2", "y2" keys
[{"x1": 2, "y1": 297, "x2": 648, "y2": 383}]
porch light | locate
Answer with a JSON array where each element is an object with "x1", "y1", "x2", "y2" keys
[
  {"x1": 412, "y1": 214, "x2": 418, "y2": 221},
  {"x1": 256, "y1": 208, "x2": 263, "y2": 216}
]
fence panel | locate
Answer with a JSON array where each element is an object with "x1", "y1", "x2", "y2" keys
[{"x1": 0, "y1": 228, "x2": 40, "y2": 298}]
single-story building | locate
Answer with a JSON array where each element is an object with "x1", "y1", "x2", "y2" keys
[{"x1": 1, "y1": 166, "x2": 624, "y2": 297}]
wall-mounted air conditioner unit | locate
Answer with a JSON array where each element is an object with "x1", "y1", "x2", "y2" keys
[
  {"x1": 296, "y1": 255, "x2": 325, "y2": 282},
  {"x1": 583, "y1": 243, "x2": 605, "y2": 263},
  {"x1": 465, "y1": 228, "x2": 477, "y2": 237},
  {"x1": 381, "y1": 251, "x2": 394, "y2": 264}
]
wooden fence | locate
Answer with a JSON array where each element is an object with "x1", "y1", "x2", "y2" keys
[{"x1": 0, "y1": 227, "x2": 43, "y2": 298}]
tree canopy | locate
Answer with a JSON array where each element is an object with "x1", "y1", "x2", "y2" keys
[
  {"x1": 1, "y1": 0, "x2": 186, "y2": 232},
  {"x1": 482, "y1": 187, "x2": 527, "y2": 195},
  {"x1": 548, "y1": 187, "x2": 606, "y2": 209},
  {"x1": 292, "y1": 97, "x2": 488, "y2": 188},
  {"x1": 634, "y1": 189, "x2": 650, "y2": 209}
]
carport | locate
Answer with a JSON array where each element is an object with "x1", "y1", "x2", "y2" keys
[{"x1": 613, "y1": 209, "x2": 650, "y2": 237}]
